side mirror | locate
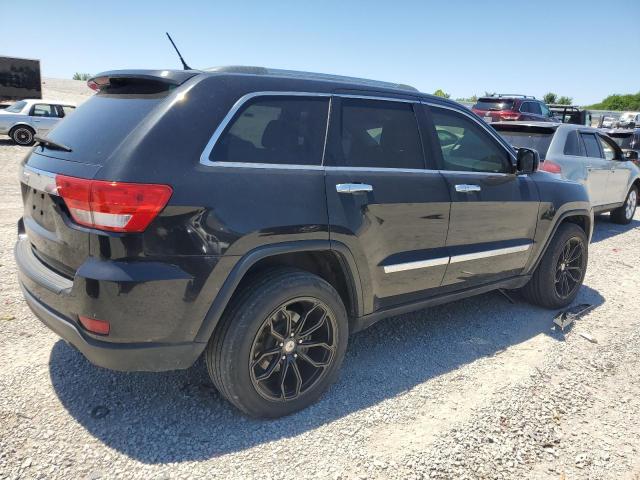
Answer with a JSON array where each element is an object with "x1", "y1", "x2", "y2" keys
[
  {"x1": 624, "y1": 150, "x2": 639, "y2": 161},
  {"x1": 515, "y1": 147, "x2": 540, "y2": 174}
]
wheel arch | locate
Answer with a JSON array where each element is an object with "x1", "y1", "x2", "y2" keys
[
  {"x1": 9, "y1": 122, "x2": 35, "y2": 135},
  {"x1": 194, "y1": 241, "x2": 363, "y2": 343}
]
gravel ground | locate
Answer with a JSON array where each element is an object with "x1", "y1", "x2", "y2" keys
[{"x1": 1, "y1": 81, "x2": 640, "y2": 480}]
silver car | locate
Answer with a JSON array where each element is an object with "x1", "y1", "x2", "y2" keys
[
  {"x1": 494, "y1": 122, "x2": 640, "y2": 224},
  {"x1": 0, "y1": 99, "x2": 76, "y2": 145}
]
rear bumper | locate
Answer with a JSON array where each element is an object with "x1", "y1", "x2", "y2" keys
[
  {"x1": 15, "y1": 234, "x2": 210, "y2": 372},
  {"x1": 20, "y1": 284, "x2": 204, "y2": 371}
]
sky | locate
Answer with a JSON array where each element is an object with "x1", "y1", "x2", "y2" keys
[{"x1": 1, "y1": 0, "x2": 639, "y2": 105}]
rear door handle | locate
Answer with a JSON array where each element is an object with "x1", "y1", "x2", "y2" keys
[
  {"x1": 455, "y1": 184, "x2": 481, "y2": 193},
  {"x1": 336, "y1": 183, "x2": 373, "y2": 194}
]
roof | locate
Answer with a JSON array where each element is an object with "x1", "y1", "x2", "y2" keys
[
  {"x1": 493, "y1": 121, "x2": 601, "y2": 133},
  {"x1": 18, "y1": 99, "x2": 76, "y2": 106},
  {"x1": 204, "y1": 65, "x2": 419, "y2": 93}
]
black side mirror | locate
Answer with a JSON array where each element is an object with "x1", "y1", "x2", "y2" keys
[
  {"x1": 624, "y1": 150, "x2": 639, "y2": 161},
  {"x1": 515, "y1": 147, "x2": 540, "y2": 174}
]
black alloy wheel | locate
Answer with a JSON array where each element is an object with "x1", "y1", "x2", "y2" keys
[{"x1": 554, "y1": 237, "x2": 585, "y2": 299}]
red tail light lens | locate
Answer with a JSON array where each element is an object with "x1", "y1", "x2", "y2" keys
[
  {"x1": 498, "y1": 111, "x2": 521, "y2": 121},
  {"x1": 540, "y1": 160, "x2": 562, "y2": 174},
  {"x1": 79, "y1": 315, "x2": 110, "y2": 335},
  {"x1": 55, "y1": 175, "x2": 172, "y2": 232}
]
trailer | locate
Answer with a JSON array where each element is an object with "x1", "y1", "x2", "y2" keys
[{"x1": 0, "y1": 56, "x2": 42, "y2": 108}]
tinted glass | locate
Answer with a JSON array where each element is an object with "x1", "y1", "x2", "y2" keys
[
  {"x1": 213, "y1": 97, "x2": 329, "y2": 165},
  {"x1": 61, "y1": 105, "x2": 75, "y2": 116},
  {"x1": 564, "y1": 131, "x2": 585, "y2": 156},
  {"x1": 609, "y1": 133, "x2": 634, "y2": 149},
  {"x1": 330, "y1": 98, "x2": 424, "y2": 169},
  {"x1": 431, "y1": 107, "x2": 508, "y2": 173},
  {"x1": 528, "y1": 102, "x2": 542, "y2": 115},
  {"x1": 5, "y1": 100, "x2": 26, "y2": 113},
  {"x1": 597, "y1": 135, "x2": 616, "y2": 160},
  {"x1": 540, "y1": 103, "x2": 552, "y2": 117},
  {"x1": 473, "y1": 99, "x2": 514, "y2": 111},
  {"x1": 581, "y1": 133, "x2": 602, "y2": 158},
  {"x1": 31, "y1": 104, "x2": 57, "y2": 117},
  {"x1": 497, "y1": 131, "x2": 553, "y2": 160}
]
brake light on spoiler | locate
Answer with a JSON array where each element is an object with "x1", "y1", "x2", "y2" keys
[{"x1": 55, "y1": 175, "x2": 173, "y2": 233}]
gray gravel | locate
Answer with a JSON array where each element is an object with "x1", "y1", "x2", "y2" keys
[{"x1": 1, "y1": 81, "x2": 640, "y2": 479}]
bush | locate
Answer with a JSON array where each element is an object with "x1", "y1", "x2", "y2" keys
[
  {"x1": 72, "y1": 73, "x2": 92, "y2": 81},
  {"x1": 587, "y1": 92, "x2": 640, "y2": 111}
]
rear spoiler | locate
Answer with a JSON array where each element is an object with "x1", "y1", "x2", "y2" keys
[{"x1": 87, "y1": 69, "x2": 200, "y2": 91}]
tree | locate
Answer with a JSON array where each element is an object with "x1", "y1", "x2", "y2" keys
[
  {"x1": 586, "y1": 92, "x2": 640, "y2": 111},
  {"x1": 72, "y1": 72, "x2": 92, "y2": 81},
  {"x1": 455, "y1": 94, "x2": 478, "y2": 103},
  {"x1": 556, "y1": 96, "x2": 573, "y2": 105},
  {"x1": 433, "y1": 89, "x2": 450, "y2": 99},
  {"x1": 543, "y1": 92, "x2": 558, "y2": 104}
]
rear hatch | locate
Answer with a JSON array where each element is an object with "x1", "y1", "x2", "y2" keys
[
  {"x1": 472, "y1": 98, "x2": 517, "y2": 122},
  {"x1": 20, "y1": 70, "x2": 196, "y2": 276}
]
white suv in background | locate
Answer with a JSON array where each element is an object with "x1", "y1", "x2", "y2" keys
[{"x1": 0, "y1": 99, "x2": 76, "y2": 145}]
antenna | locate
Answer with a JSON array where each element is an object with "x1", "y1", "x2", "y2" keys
[{"x1": 165, "y1": 32, "x2": 192, "y2": 70}]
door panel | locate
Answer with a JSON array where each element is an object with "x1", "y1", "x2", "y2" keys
[
  {"x1": 598, "y1": 134, "x2": 631, "y2": 204},
  {"x1": 581, "y1": 132, "x2": 609, "y2": 206}
]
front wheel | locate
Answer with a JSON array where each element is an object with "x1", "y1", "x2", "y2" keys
[
  {"x1": 610, "y1": 186, "x2": 638, "y2": 225},
  {"x1": 10, "y1": 126, "x2": 36, "y2": 146},
  {"x1": 521, "y1": 223, "x2": 588, "y2": 309},
  {"x1": 206, "y1": 268, "x2": 348, "y2": 418}
]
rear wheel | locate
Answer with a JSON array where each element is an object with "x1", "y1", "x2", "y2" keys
[
  {"x1": 206, "y1": 268, "x2": 348, "y2": 418},
  {"x1": 522, "y1": 223, "x2": 588, "y2": 309},
  {"x1": 10, "y1": 126, "x2": 35, "y2": 146},
  {"x1": 610, "y1": 186, "x2": 638, "y2": 224}
]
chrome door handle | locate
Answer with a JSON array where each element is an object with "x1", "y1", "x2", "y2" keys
[
  {"x1": 336, "y1": 183, "x2": 373, "y2": 194},
  {"x1": 455, "y1": 184, "x2": 481, "y2": 193}
]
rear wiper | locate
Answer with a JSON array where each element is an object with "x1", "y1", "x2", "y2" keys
[{"x1": 35, "y1": 136, "x2": 72, "y2": 152}]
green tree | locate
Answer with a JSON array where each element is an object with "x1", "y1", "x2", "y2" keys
[
  {"x1": 433, "y1": 89, "x2": 450, "y2": 99},
  {"x1": 556, "y1": 96, "x2": 573, "y2": 105},
  {"x1": 72, "y1": 72, "x2": 92, "y2": 81},
  {"x1": 543, "y1": 92, "x2": 558, "y2": 104},
  {"x1": 587, "y1": 92, "x2": 640, "y2": 111}
]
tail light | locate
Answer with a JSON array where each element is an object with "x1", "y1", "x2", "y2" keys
[
  {"x1": 540, "y1": 160, "x2": 562, "y2": 175},
  {"x1": 498, "y1": 111, "x2": 521, "y2": 121},
  {"x1": 79, "y1": 315, "x2": 110, "y2": 335},
  {"x1": 55, "y1": 175, "x2": 173, "y2": 233}
]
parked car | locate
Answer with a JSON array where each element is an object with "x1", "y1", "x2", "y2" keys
[
  {"x1": 605, "y1": 128, "x2": 640, "y2": 167},
  {"x1": 617, "y1": 112, "x2": 640, "y2": 128},
  {"x1": 471, "y1": 94, "x2": 555, "y2": 123},
  {"x1": 0, "y1": 99, "x2": 76, "y2": 145},
  {"x1": 494, "y1": 122, "x2": 640, "y2": 223},
  {"x1": 599, "y1": 115, "x2": 618, "y2": 128},
  {"x1": 16, "y1": 67, "x2": 593, "y2": 418}
]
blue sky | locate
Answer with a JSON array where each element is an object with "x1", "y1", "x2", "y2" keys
[{"x1": 2, "y1": 0, "x2": 638, "y2": 104}]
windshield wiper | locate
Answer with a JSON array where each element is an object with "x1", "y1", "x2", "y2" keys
[{"x1": 35, "y1": 136, "x2": 72, "y2": 153}]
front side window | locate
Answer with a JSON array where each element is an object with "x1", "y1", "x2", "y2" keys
[
  {"x1": 528, "y1": 102, "x2": 542, "y2": 115},
  {"x1": 597, "y1": 135, "x2": 618, "y2": 160},
  {"x1": 60, "y1": 105, "x2": 76, "y2": 117},
  {"x1": 211, "y1": 96, "x2": 329, "y2": 165},
  {"x1": 540, "y1": 103, "x2": 552, "y2": 117},
  {"x1": 431, "y1": 107, "x2": 509, "y2": 173},
  {"x1": 581, "y1": 133, "x2": 602, "y2": 158},
  {"x1": 31, "y1": 104, "x2": 58, "y2": 117},
  {"x1": 328, "y1": 98, "x2": 424, "y2": 169}
]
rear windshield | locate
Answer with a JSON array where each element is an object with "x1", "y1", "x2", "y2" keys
[
  {"x1": 44, "y1": 91, "x2": 169, "y2": 164},
  {"x1": 609, "y1": 133, "x2": 636, "y2": 149},
  {"x1": 473, "y1": 99, "x2": 514, "y2": 111},
  {"x1": 5, "y1": 100, "x2": 27, "y2": 113},
  {"x1": 495, "y1": 130, "x2": 553, "y2": 160}
]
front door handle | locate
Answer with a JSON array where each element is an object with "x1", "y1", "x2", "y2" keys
[
  {"x1": 455, "y1": 184, "x2": 481, "y2": 193},
  {"x1": 336, "y1": 183, "x2": 373, "y2": 194}
]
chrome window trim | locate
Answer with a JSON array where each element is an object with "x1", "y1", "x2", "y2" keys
[
  {"x1": 423, "y1": 101, "x2": 517, "y2": 163},
  {"x1": 199, "y1": 91, "x2": 419, "y2": 167},
  {"x1": 20, "y1": 165, "x2": 59, "y2": 196},
  {"x1": 383, "y1": 243, "x2": 532, "y2": 274}
]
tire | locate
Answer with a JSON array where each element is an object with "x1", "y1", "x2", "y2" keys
[
  {"x1": 10, "y1": 125, "x2": 36, "y2": 146},
  {"x1": 521, "y1": 223, "x2": 588, "y2": 309},
  {"x1": 610, "y1": 185, "x2": 638, "y2": 225},
  {"x1": 205, "y1": 268, "x2": 349, "y2": 418}
]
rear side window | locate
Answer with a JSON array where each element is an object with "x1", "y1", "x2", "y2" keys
[
  {"x1": 528, "y1": 102, "x2": 542, "y2": 115},
  {"x1": 581, "y1": 133, "x2": 602, "y2": 158},
  {"x1": 431, "y1": 107, "x2": 509, "y2": 173},
  {"x1": 564, "y1": 131, "x2": 585, "y2": 156},
  {"x1": 327, "y1": 98, "x2": 424, "y2": 169},
  {"x1": 212, "y1": 96, "x2": 329, "y2": 165}
]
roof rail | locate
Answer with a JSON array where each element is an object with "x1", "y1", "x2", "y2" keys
[
  {"x1": 205, "y1": 65, "x2": 419, "y2": 92},
  {"x1": 489, "y1": 93, "x2": 536, "y2": 99}
]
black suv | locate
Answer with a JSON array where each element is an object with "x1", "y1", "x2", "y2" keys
[
  {"x1": 15, "y1": 67, "x2": 593, "y2": 418},
  {"x1": 472, "y1": 95, "x2": 556, "y2": 123}
]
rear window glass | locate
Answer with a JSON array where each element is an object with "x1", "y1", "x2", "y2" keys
[
  {"x1": 45, "y1": 92, "x2": 168, "y2": 164},
  {"x1": 212, "y1": 96, "x2": 329, "y2": 165},
  {"x1": 496, "y1": 130, "x2": 553, "y2": 160},
  {"x1": 5, "y1": 100, "x2": 26, "y2": 113},
  {"x1": 473, "y1": 99, "x2": 514, "y2": 111},
  {"x1": 609, "y1": 133, "x2": 635, "y2": 149}
]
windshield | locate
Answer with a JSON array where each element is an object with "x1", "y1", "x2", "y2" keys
[
  {"x1": 495, "y1": 131, "x2": 553, "y2": 160},
  {"x1": 4, "y1": 101, "x2": 27, "y2": 113},
  {"x1": 473, "y1": 99, "x2": 514, "y2": 111}
]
